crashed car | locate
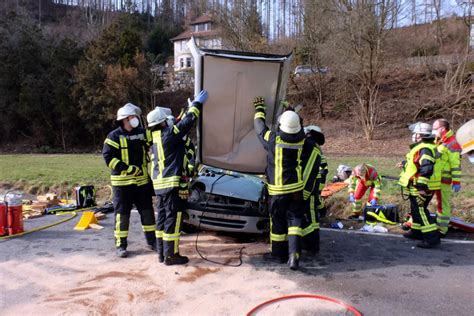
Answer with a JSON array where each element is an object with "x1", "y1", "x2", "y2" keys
[
  {"x1": 185, "y1": 166, "x2": 269, "y2": 233},
  {"x1": 183, "y1": 38, "x2": 293, "y2": 233}
]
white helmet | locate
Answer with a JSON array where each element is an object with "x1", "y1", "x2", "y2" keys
[
  {"x1": 279, "y1": 111, "x2": 301, "y2": 134},
  {"x1": 456, "y1": 119, "x2": 474, "y2": 155},
  {"x1": 304, "y1": 125, "x2": 322, "y2": 134},
  {"x1": 409, "y1": 122, "x2": 432, "y2": 136},
  {"x1": 147, "y1": 107, "x2": 172, "y2": 127},
  {"x1": 117, "y1": 103, "x2": 142, "y2": 121}
]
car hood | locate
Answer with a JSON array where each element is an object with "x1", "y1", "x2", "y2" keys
[
  {"x1": 189, "y1": 38, "x2": 293, "y2": 174},
  {"x1": 193, "y1": 168, "x2": 265, "y2": 203}
]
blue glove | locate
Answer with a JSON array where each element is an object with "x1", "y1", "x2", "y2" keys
[
  {"x1": 194, "y1": 90, "x2": 208, "y2": 104},
  {"x1": 348, "y1": 194, "x2": 355, "y2": 203},
  {"x1": 370, "y1": 199, "x2": 377, "y2": 206},
  {"x1": 452, "y1": 184, "x2": 461, "y2": 193}
]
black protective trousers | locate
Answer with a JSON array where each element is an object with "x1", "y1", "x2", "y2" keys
[
  {"x1": 112, "y1": 185, "x2": 156, "y2": 249},
  {"x1": 301, "y1": 195, "x2": 320, "y2": 252},
  {"x1": 156, "y1": 188, "x2": 185, "y2": 257},
  {"x1": 269, "y1": 192, "x2": 304, "y2": 258},
  {"x1": 408, "y1": 187, "x2": 439, "y2": 244}
]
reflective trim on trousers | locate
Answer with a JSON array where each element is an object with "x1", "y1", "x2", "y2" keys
[
  {"x1": 288, "y1": 226, "x2": 303, "y2": 236},
  {"x1": 142, "y1": 225, "x2": 155, "y2": 232}
]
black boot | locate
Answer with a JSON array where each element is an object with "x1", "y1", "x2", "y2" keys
[
  {"x1": 403, "y1": 230, "x2": 423, "y2": 240},
  {"x1": 263, "y1": 252, "x2": 288, "y2": 264},
  {"x1": 417, "y1": 239, "x2": 440, "y2": 249},
  {"x1": 164, "y1": 253, "x2": 189, "y2": 266},
  {"x1": 115, "y1": 247, "x2": 128, "y2": 258},
  {"x1": 157, "y1": 238, "x2": 164, "y2": 263},
  {"x1": 288, "y1": 253, "x2": 300, "y2": 271}
]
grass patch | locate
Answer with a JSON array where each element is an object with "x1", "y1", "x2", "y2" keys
[{"x1": 0, "y1": 154, "x2": 109, "y2": 196}]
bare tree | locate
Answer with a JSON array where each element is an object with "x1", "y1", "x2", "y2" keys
[{"x1": 333, "y1": 0, "x2": 398, "y2": 140}]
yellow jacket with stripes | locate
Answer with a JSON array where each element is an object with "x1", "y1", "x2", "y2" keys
[
  {"x1": 301, "y1": 137, "x2": 322, "y2": 200},
  {"x1": 102, "y1": 126, "x2": 151, "y2": 187},
  {"x1": 398, "y1": 140, "x2": 441, "y2": 191}
]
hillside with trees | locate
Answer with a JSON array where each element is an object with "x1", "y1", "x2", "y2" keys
[{"x1": 0, "y1": 0, "x2": 473, "y2": 152}]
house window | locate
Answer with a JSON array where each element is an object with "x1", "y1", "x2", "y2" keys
[
  {"x1": 197, "y1": 23, "x2": 205, "y2": 32},
  {"x1": 180, "y1": 58, "x2": 184, "y2": 68},
  {"x1": 186, "y1": 57, "x2": 192, "y2": 68},
  {"x1": 205, "y1": 23, "x2": 211, "y2": 31}
]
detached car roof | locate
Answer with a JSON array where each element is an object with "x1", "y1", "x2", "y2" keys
[{"x1": 189, "y1": 38, "x2": 293, "y2": 174}]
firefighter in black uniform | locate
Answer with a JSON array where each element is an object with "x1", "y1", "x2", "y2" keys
[
  {"x1": 152, "y1": 113, "x2": 197, "y2": 263},
  {"x1": 102, "y1": 103, "x2": 156, "y2": 258},
  {"x1": 301, "y1": 125, "x2": 323, "y2": 255},
  {"x1": 254, "y1": 97, "x2": 306, "y2": 270},
  {"x1": 147, "y1": 90, "x2": 208, "y2": 265}
]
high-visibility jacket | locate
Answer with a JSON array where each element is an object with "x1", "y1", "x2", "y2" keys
[
  {"x1": 348, "y1": 164, "x2": 382, "y2": 199},
  {"x1": 301, "y1": 137, "x2": 322, "y2": 200},
  {"x1": 399, "y1": 141, "x2": 441, "y2": 190},
  {"x1": 254, "y1": 110, "x2": 305, "y2": 196},
  {"x1": 436, "y1": 129, "x2": 462, "y2": 185},
  {"x1": 150, "y1": 103, "x2": 201, "y2": 194},
  {"x1": 102, "y1": 126, "x2": 151, "y2": 187}
]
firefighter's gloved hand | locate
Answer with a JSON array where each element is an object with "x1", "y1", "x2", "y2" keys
[
  {"x1": 178, "y1": 188, "x2": 189, "y2": 200},
  {"x1": 127, "y1": 165, "x2": 142, "y2": 176},
  {"x1": 193, "y1": 90, "x2": 208, "y2": 105},
  {"x1": 254, "y1": 97, "x2": 265, "y2": 110},
  {"x1": 370, "y1": 199, "x2": 377, "y2": 206},
  {"x1": 348, "y1": 194, "x2": 355, "y2": 203},
  {"x1": 452, "y1": 184, "x2": 461, "y2": 193}
]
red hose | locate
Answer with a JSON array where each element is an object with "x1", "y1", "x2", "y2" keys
[{"x1": 246, "y1": 293, "x2": 363, "y2": 316}]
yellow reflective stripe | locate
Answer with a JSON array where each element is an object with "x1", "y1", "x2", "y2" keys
[
  {"x1": 270, "y1": 232, "x2": 288, "y2": 242},
  {"x1": 162, "y1": 233, "x2": 180, "y2": 241},
  {"x1": 188, "y1": 106, "x2": 200, "y2": 117},
  {"x1": 411, "y1": 223, "x2": 421, "y2": 230},
  {"x1": 175, "y1": 212, "x2": 182, "y2": 253},
  {"x1": 255, "y1": 105, "x2": 266, "y2": 111},
  {"x1": 302, "y1": 147, "x2": 318, "y2": 188},
  {"x1": 108, "y1": 158, "x2": 120, "y2": 169},
  {"x1": 302, "y1": 224, "x2": 315, "y2": 236},
  {"x1": 417, "y1": 177, "x2": 429, "y2": 184},
  {"x1": 142, "y1": 225, "x2": 155, "y2": 232},
  {"x1": 420, "y1": 154, "x2": 435, "y2": 163},
  {"x1": 275, "y1": 145, "x2": 282, "y2": 186},
  {"x1": 421, "y1": 223, "x2": 437, "y2": 233},
  {"x1": 155, "y1": 230, "x2": 164, "y2": 238},
  {"x1": 119, "y1": 136, "x2": 129, "y2": 165},
  {"x1": 173, "y1": 125, "x2": 180, "y2": 134},
  {"x1": 104, "y1": 138, "x2": 120, "y2": 149},
  {"x1": 303, "y1": 190, "x2": 311, "y2": 200},
  {"x1": 254, "y1": 112, "x2": 265, "y2": 120},
  {"x1": 310, "y1": 195, "x2": 317, "y2": 224},
  {"x1": 264, "y1": 131, "x2": 271, "y2": 142},
  {"x1": 288, "y1": 226, "x2": 303, "y2": 236}
]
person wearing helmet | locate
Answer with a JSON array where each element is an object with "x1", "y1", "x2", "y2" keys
[
  {"x1": 398, "y1": 122, "x2": 441, "y2": 248},
  {"x1": 147, "y1": 90, "x2": 208, "y2": 265},
  {"x1": 347, "y1": 163, "x2": 382, "y2": 220},
  {"x1": 254, "y1": 97, "x2": 305, "y2": 270},
  {"x1": 102, "y1": 103, "x2": 156, "y2": 258},
  {"x1": 431, "y1": 119, "x2": 462, "y2": 237},
  {"x1": 456, "y1": 119, "x2": 474, "y2": 163},
  {"x1": 300, "y1": 125, "x2": 323, "y2": 255},
  {"x1": 151, "y1": 113, "x2": 196, "y2": 263}
]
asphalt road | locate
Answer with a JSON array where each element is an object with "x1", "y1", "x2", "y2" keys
[{"x1": 1, "y1": 212, "x2": 473, "y2": 315}]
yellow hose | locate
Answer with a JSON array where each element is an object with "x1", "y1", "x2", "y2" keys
[{"x1": 0, "y1": 212, "x2": 77, "y2": 240}]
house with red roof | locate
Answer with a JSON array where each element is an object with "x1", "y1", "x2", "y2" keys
[{"x1": 170, "y1": 15, "x2": 222, "y2": 72}]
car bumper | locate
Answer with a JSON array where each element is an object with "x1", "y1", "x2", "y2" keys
[{"x1": 185, "y1": 208, "x2": 269, "y2": 234}]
